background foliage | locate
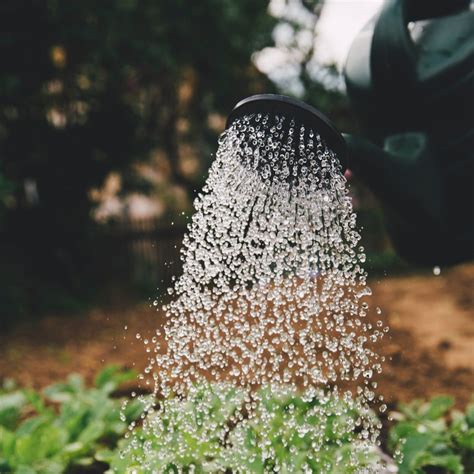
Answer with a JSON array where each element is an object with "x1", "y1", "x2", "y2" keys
[
  {"x1": 0, "y1": 0, "x2": 277, "y2": 319},
  {"x1": 0, "y1": 0, "x2": 390, "y2": 322}
]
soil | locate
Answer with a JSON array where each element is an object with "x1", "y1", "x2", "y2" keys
[{"x1": 0, "y1": 263, "x2": 472, "y2": 408}]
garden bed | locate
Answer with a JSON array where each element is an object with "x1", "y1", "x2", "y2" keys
[{"x1": 1, "y1": 264, "x2": 472, "y2": 406}]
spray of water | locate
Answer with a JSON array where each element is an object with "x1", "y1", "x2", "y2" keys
[{"x1": 126, "y1": 113, "x2": 389, "y2": 471}]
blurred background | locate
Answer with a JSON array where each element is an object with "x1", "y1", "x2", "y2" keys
[
  {"x1": 0, "y1": 0, "x2": 390, "y2": 321},
  {"x1": 0, "y1": 0, "x2": 472, "y2": 407}
]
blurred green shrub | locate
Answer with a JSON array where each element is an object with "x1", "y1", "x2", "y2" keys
[
  {"x1": 389, "y1": 396, "x2": 474, "y2": 473},
  {"x1": 1, "y1": 366, "x2": 473, "y2": 473},
  {"x1": 0, "y1": 366, "x2": 141, "y2": 473}
]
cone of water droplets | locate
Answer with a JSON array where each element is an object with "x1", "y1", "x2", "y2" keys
[{"x1": 127, "y1": 95, "x2": 390, "y2": 472}]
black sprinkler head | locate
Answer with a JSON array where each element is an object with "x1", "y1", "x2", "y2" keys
[{"x1": 226, "y1": 94, "x2": 347, "y2": 172}]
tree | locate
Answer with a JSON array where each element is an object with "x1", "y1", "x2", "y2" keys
[
  {"x1": 253, "y1": 0, "x2": 354, "y2": 131},
  {"x1": 0, "y1": 0, "x2": 275, "y2": 317}
]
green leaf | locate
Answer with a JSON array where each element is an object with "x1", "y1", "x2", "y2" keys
[
  {"x1": 15, "y1": 465, "x2": 37, "y2": 474},
  {"x1": 397, "y1": 432, "x2": 434, "y2": 474},
  {"x1": 425, "y1": 396, "x2": 455, "y2": 421},
  {"x1": 397, "y1": 396, "x2": 455, "y2": 423},
  {"x1": 14, "y1": 424, "x2": 66, "y2": 465},
  {"x1": 122, "y1": 398, "x2": 145, "y2": 422},
  {"x1": 16, "y1": 416, "x2": 50, "y2": 437},
  {"x1": 43, "y1": 383, "x2": 74, "y2": 403},
  {"x1": 67, "y1": 374, "x2": 85, "y2": 392},
  {"x1": 0, "y1": 391, "x2": 27, "y2": 429},
  {"x1": 0, "y1": 425, "x2": 15, "y2": 458},
  {"x1": 465, "y1": 404, "x2": 474, "y2": 428},
  {"x1": 456, "y1": 429, "x2": 474, "y2": 450},
  {"x1": 33, "y1": 459, "x2": 65, "y2": 474},
  {"x1": 94, "y1": 365, "x2": 137, "y2": 393},
  {"x1": 22, "y1": 391, "x2": 50, "y2": 417},
  {"x1": 94, "y1": 448, "x2": 115, "y2": 463},
  {"x1": 74, "y1": 456, "x2": 94, "y2": 466},
  {"x1": 77, "y1": 419, "x2": 106, "y2": 444},
  {"x1": 63, "y1": 441, "x2": 86, "y2": 456},
  {"x1": 390, "y1": 395, "x2": 474, "y2": 474},
  {"x1": 414, "y1": 452, "x2": 464, "y2": 474}
]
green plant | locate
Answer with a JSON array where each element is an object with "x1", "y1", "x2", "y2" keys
[
  {"x1": 97, "y1": 383, "x2": 246, "y2": 473},
  {"x1": 388, "y1": 395, "x2": 474, "y2": 474},
  {"x1": 102, "y1": 385, "x2": 385, "y2": 473},
  {"x1": 2, "y1": 367, "x2": 472, "y2": 473},
  {"x1": 223, "y1": 387, "x2": 382, "y2": 473},
  {"x1": 0, "y1": 366, "x2": 142, "y2": 473}
]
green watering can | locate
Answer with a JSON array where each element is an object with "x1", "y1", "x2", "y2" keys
[{"x1": 343, "y1": 0, "x2": 474, "y2": 265}]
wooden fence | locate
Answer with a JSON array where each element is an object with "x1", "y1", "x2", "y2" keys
[{"x1": 98, "y1": 219, "x2": 187, "y2": 290}]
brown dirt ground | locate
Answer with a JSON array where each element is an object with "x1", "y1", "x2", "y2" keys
[{"x1": 0, "y1": 263, "x2": 472, "y2": 407}]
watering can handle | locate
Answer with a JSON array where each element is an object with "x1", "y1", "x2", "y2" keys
[
  {"x1": 370, "y1": 0, "x2": 471, "y2": 98},
  {"x1": 403, "y1": 0, "x2": 471, "y2": 21}
]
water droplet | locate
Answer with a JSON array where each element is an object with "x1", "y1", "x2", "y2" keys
[{"x1": 124, "y1": 112, "x2": 388, "y2": 471}]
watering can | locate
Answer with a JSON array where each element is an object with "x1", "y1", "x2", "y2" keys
[
  {"x1": 226, "y1": 0, "x2": 473, "y2": 266},
  {"x1": 343, "y1": 0, "x2": 474, "y2": 265}
]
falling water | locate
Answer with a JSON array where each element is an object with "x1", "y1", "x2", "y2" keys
[{"x1": 126, "y1": 113, "x2": 389, "y2": 472}]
